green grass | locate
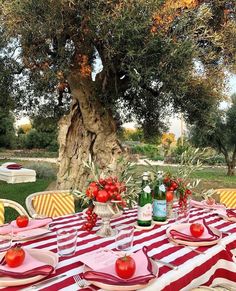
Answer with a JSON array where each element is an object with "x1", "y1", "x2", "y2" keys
[
  {"x1": 134, "y1": 165, "x2": 236, "y2": 189},
  {"x1": 0, "y1": 179, "x2": 53, "y2": 222}
]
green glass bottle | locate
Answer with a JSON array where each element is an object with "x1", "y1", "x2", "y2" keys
[
  {"x1": 153, "y1": 174, "x2": 167, "y2": 222},
  {"x1": 137, "y1": 172, "x2": 152, "y2": 227}
]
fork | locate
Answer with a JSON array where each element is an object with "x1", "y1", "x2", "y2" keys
[
  {"x1": 169, "y1": 240, "x2": 206, "y2": 255},
  {"x1": 73, "y1": 274, "x2": 89, "y2": 288}
]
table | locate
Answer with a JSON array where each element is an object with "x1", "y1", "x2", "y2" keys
[{"x1": 4, "y1": 207, "x2": 236, "y2": 291}]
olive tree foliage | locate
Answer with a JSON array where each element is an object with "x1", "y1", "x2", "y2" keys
[
  {"x1": 0, "y1": 29, "x2": 20, "y2": 148},
  {"x1": 0, "y1": 0, "x2": 236, "y2": 189},
  {"x1": 190, "y1": 95, "x2": 236, "y2": 176}
]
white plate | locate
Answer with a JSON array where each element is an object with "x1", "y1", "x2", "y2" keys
[
  {"x1": 0, "y1": 249, "x2": 58, "y2": 287},
  {"x1": 86, "y1": 258, "x2": 158, "y2": 291},
  {"x1": 166, "y1": 223, "x2": 222, "y2": 247},
  {"x1": 12, "y1": 228, "x2": 52, "y2": 241}
]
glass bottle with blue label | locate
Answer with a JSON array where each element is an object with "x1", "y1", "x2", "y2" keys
[
  {"x1": 153, "y1": 174, "x2": 167, "y2": 222},
  {"x1": 137, "y1": 172, "x2": 152, "y2": 227}
]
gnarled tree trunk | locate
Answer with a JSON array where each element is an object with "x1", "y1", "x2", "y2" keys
[
  {"x1": 57, "y1": 72, "x2": 123, "y2": 191},
  {"x1": 227, "y1": 162, "x2": 235, "y2": 176}
]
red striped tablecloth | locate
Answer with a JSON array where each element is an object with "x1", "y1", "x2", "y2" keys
[{"x1": 3, "y1": 207, "x2": 236, "y2": 291}]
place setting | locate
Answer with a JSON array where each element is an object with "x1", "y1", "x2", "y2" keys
[
  {"x1": 0, "y1": 215, "x2": 53, "y2": 242},
  {"x1": 166, "y1": 219, "x2": 222, "y2": 247}
]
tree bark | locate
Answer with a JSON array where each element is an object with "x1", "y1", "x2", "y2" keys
[
  {"x1": 227, "y1": 163, "x2": 235, "y2": 176},
  {"x1": 56, "y1": 72, "x2": 123, "y2": 191}
]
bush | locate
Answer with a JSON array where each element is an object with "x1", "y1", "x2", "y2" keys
[
  {"x1": 130, "y1": 143, "x2": 164, "y2": 160},
  {"x1": 202, "y1": 155, "x2": 225, "y2": 165},
  {"x1": 26, "y1": 163, "x2": 57, "y2": 179}
]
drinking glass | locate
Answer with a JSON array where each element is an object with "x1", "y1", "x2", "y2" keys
[
  {"x1": 57, "y1": 228, "x2": 77, "y2": 257},
  {"x1": 115, "y1": 225, "x2": 134, "y2": 251},
  {"x1": 0, "y1": 224, "x2": 12, "y2": 252}
]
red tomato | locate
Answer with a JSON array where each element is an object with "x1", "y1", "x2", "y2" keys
[
  {"x1": 16, "y1": 216, "x2": 29, "y2": 228},
  {"x1": 168, "y1": 186, "x2": 175, "y2": 191},
  {"x1": 166, "y1": 191, "x2": 174, "y2": 202},
  {"x1": 171, "y1": 181, "x2": 178, "y2": 190},
  {"x1": 190, "y1": 223, "x2": 204, "y2": 238},
  {"x1": 206, "y1": 197, "x2": 215, "y2": 205},
  {"x1": 5, "y1": 246, "x2": 25, "y2": 268},
  {"x1": 96, "y1": 190, "x2": 109, "y2": 203},
  {"x1": 115, "y1": 256, "x2": 136, "y2": 279}
]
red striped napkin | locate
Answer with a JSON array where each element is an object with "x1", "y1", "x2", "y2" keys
[{"x1": 226, "y1": 209, "x2": 236, "y2": 218}]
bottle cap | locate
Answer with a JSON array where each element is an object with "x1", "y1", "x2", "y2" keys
[{"x1": 142, "y1": 172, "x2": 149, "y2": 176}]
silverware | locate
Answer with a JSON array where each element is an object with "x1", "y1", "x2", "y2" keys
[
  {"x1": 73, "y1": 274, "x2": 89, "y2": 288},
  {"x1": 221, "y1": 230, "x2": 231, "y2": 235},
  {"x1": 20, "y1": 274, "x2": 66, "y2": 290},
  {"x1": 151, "y1": 257, "x2": 178, "y2": 270},
  {"x1": 169, "y1": 240, "x2": 206, "y2": 255}
]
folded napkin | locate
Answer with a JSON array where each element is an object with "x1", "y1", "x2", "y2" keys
[
  {"x1": 0, "y1": 218, "x2": 52, "y2": 235},
  {"x1": 169, "y1": 219, "x2": 220, "y2": 242},
  {"x1": 226, "y1": 209, "x2": 236, "y2": 218},
  {"x1": 6, "y1": 163, "x2": 22, "y2": 170},
  {"x1": 0, "y1": 249, "x2": 54, "y2": 279},
  {"x1": 83, "y1": 246, "x2": 156, "y2": 286},
  {"x1": 190, "y1": 199, "x2": 226, "y2": 210}
]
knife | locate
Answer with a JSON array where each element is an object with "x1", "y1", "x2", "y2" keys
[
  {"x1": 20, "y1": 274, "x2": 67, "y2": 290},
  {"x1": 151, "y1": 257, "x2": 178, "y2": 270}
]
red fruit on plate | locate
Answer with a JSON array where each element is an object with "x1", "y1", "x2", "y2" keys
[
  {"x1": 115, "y1": 256, "x2": 136, "y2": 279},
  {"x1": 190, "y1": 223, "x2": 204, "y2": 238},
  {"x1": 5, "y1": 246, "x2": 25, "y2": 268},
  {"x1": 16, "y1": 216, "x2": 29, "y2": 228}
]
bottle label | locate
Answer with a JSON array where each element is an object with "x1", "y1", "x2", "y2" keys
[
  {"x1": 143, "y1": 185, "x2": 151, "y2": 193},
  {"x1": 159, "y1": 184, "x2": 165, "y2": 192},
  {"x1": 138, "y1": 203, "x2": 152, "y2": 221},
  {"x1": 153, "y1": 200, "x2": 166, "y2": 218}
]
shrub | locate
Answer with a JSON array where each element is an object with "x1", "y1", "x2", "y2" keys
[
  {"x1": 26, "y1": 163, "x2": 57, "y2": 179},
  {"x1": 130, "y1": 143, "x2": 164, "y2": 160}
]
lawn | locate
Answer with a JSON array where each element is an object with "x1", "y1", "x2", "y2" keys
[
  {"x1": 0, "y1": 179, "x2": 54, "y2": 222},
  {"x1": 0, "y1": 160, "x2": 235, "y2": 222},
  {"x1": 134, "y1": 165, "x2": 236, "y2": 200}
]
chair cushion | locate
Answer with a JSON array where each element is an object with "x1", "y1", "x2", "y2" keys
[
  {"x1": 0, "y1": 202, "x2": 5, "y2": 225},
  {"x1": 218, "y1": 189, "x2": 236, "y2": 208},
  {"x1": 32, "y1": 192, "x2": 75, "y2": 217}
]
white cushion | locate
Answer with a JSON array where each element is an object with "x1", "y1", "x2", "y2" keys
[{"x1": 0, "y1": 166, "x2": 36, "y2": 184}]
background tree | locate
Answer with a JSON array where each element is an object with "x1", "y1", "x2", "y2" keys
[
  {"x1": 1, "y1": 1, "x2": 236, "y2": 190},
  {"x1": 190, "y1": 96, "x2": 236, "y2": 176},
  {"x1": 161, "y1": 132, "x2": 176, "y2": 157}
]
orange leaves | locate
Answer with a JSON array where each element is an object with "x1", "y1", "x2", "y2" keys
[
  {"x1": 75, "y1": 54, "x2": 91, "y2": 77},
  {"x1": 161, "y1": 132, "x2": 176, "y2": 146},
  {"x1": 151, "y1": 0, "x2": 199, "y2": 34}
]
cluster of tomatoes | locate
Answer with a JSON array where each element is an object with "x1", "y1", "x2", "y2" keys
[
  {"x1": 85, "y1": 177, "x2": 126, "y2": 206},
  {"x1": 163, "y1": 176, "x2": 192, "y2": 207},
  {"x1": 81, "y1": 176, "x2": 127, "y2": 231},
  {"x1": 81, "y1": 205, "x2": 98, "y2": 231}
]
